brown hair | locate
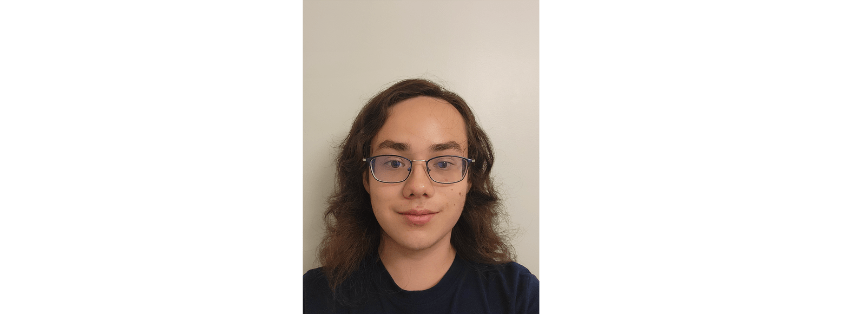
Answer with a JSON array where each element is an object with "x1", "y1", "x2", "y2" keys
[{"x1": 317, "y1": 78, "x2": 515, "y2": 290}]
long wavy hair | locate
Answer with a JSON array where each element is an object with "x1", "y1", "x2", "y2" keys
[{"x1": 317, "y1": 78, "x2": 515, "y2": 291}]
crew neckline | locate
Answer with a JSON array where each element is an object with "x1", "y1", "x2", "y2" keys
[{"x1": 376, "y1": 253, "x2": 464, "y2": 305}]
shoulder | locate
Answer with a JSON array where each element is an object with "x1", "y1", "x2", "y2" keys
[
  {"x1": 505, "y1": 262, "x2": 540, "y2": 311},
  {"x1": 462, "y1": 260, "x2": 540, "y2": 313},
  {"x1": 302, "y1": 267, "x2": 334, "y2": 313},
  {"x1": 303, "y1": 267, "x2": 327, "y2": 282},
  {"x1": 303, "y1": 267, "x2": 329, "y2": 294},
  {"x1": 495, "y1": 262, "x2": 540, "y2": 313},
  {"x1": 504, "y1": 262, "x2": 540, "y2": 289},
  {"x1": 468, "y1": 260, "x2": 538, "y2": 286}
]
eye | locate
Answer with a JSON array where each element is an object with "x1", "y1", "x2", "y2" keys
[
  {"x1": 388, "y1": 160, "x2": 402, "y2": 168},
  {"x1": 435, "y1": 161, "x2": 451, "y2": 169}
]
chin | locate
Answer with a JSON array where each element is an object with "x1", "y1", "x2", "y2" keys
[
  {"x1": 398, "y1": 236, "x2": 438, "y2": 251},
  {"x1": 379, "y1": 229, "x2": 432, "y2": 250},
  {"x1": 399, "y1": 229, "x2": 454, "y2": 251},
  {"x1": 379, "y1": 222, "x2": 453, "y2": 252}
]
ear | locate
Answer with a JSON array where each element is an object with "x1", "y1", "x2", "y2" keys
[{"x1": 363, "y1": 171, "x2": 371, "y2": 194}]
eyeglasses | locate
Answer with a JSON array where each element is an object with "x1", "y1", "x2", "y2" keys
[{"x1": 363, "y1": 155, "x2": 475, "y2": 184}]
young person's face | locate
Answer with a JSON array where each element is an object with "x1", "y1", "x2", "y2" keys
[{"x1": 363, "y1": 96, "x2": 470, "y2": 252}]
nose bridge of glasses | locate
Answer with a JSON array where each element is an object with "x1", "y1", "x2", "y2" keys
[{"x1": 408, "y1": 159, "x2": 430, "y2": 173}]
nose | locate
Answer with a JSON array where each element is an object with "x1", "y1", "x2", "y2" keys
[{"x1": 402, "y1": 161, "x2": 435, "y2": 198}]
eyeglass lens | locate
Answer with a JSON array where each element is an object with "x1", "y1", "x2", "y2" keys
[{"x1": 370, "y1": 155, "x2": 469, "y2": 183}]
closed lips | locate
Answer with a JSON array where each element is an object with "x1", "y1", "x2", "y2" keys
[
  {"x1": 400, "y1": 210, "x2": 436, "y2": 224},
  {"x1": 400, "y1": 210, "x2": 436, "y2": 215}
]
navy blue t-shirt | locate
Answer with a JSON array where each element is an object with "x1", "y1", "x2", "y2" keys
[{"x1": 303, "y1": 254, "x2": 539, "y2": 313}]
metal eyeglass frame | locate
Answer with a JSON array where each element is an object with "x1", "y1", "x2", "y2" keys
[{"x1": 363, "y1": 154, "x2": 475, "y2": 184}]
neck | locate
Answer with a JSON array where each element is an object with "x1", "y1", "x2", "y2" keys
[{"x1": 378, "y1": 233, "x2": 456, "y2": 291}]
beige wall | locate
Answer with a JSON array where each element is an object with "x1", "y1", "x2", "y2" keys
[{"x1": 303, "y1": 0, "x2": 539, "y2": 277}]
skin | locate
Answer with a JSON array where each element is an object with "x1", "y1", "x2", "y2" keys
[{"x1": 362, "y1": 96, "x2": 470, "y2": 290}]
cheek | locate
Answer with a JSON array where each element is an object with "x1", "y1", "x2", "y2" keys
[
  {"x1": 369, "y1": 186, "x2": 398, "y2": 209},
  {"x1": 448, "y1": 186, "x2": 467, "y2": 208}
]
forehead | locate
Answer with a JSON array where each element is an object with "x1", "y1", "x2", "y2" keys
[{"x1": 371, "y1": 96, "x2": 467, "y2": 153}]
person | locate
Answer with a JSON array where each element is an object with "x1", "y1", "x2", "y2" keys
[{"x1": 303, "y1": 78, "x2": 539, "y2": 313}]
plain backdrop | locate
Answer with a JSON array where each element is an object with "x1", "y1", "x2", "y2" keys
[{"x1": 303, "y1": 0, "x2": 540, "y2": 277}]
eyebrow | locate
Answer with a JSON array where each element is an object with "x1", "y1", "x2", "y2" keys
[
  {"x1": 430, "y1": 141, "x2": 463, "y2": 152},
  {"x1": 376, "y1": 140, "x2": 463, "y2": 152},
  {"x1": 376, "y1": 140, "x2": 409, "y2": 151}
]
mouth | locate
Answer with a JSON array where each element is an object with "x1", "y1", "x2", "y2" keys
[
  {"x1": 399, "y1": 209, "x2": 437, "y2": 225},
  {"x1": 400, "y1": 209, "x2": 437, "y2": 215}
]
